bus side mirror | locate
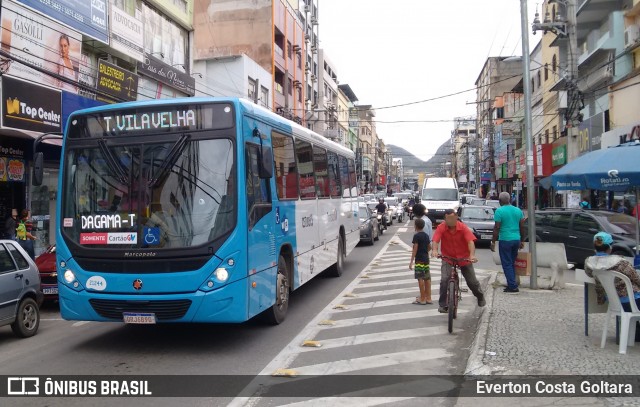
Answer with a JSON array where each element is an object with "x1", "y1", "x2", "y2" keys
[
  {"x1": 33, "y1": 152, "x2": 44, "y2": 186},
  {"x1": 258, "y1": 146, "x2": 273, "y2": 179}
]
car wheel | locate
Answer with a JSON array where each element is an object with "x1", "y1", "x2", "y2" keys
[
  {"x1": 11, "y1": 297, "x2": 40, "y2": 338},
  {"x1": 369, "y1": 227, "x2": 375, "y2": 246},
  {"x1": 374, "y1": 226, "x2": 379, "y2": 241}
]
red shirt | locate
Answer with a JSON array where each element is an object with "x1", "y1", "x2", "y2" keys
[{"x1": 432, "y1": 220, "x2": 476, "y2": 266}]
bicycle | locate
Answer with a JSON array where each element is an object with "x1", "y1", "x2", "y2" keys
[{"x1": 438, "y1": 254, "x2": 470, "y2": 333}]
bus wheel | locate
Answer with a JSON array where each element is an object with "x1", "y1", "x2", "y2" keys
[
  {"x1": 264, "y1": 255, "x2": 289, "y2": 325},
  {"x1": 327, "y1": 236, "x2": 345, "y2": 277}
]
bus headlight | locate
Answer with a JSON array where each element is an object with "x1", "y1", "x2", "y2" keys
[
  {"x1": 64, "y1": 269, "x2": 76, "y2": 283},
  {"x1": 214, "y1": 268, "x2": 229, "y2": 282}
]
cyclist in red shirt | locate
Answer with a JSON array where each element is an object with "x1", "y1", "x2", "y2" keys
[{"x1": 431, "y1": 209, "x2": 486, "y2": 313}]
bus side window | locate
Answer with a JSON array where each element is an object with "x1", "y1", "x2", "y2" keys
[
  {"x1": 272, "y1": 132, "x2": 298, "y2": 200},
  {"x1": 246, "y1": 143, "x2": 272, "y2": 230},
  {"x1": 313, "y1": 146, "x2": 329, "y2": 198},
  {"x1": 295, "y1": 139, "x2": 316, "y2": 199}
]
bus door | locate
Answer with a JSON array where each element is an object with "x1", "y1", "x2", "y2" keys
[{"x1": 245, "y1": 142, "x2": 276, "y2": 313}]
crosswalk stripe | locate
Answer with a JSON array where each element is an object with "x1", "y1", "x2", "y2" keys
[
  {"x1": 277, "y1": 397, "x2": 415, "y2": 407},
  {"x1": 353, "y1": 280, "x2": 416, "y2": 288},
  {"x1": 291, "y1": 348, "x2": 450, "y2": 375},
  {"x1": 298, "y1": 326, "x2": 453, "y2": 353},
  {"x1": 347, "y1": 286, "x2": 415, "y2": 297},
  {"x1": 326, "y1": 309, "x2": 469, "y2": 327}
]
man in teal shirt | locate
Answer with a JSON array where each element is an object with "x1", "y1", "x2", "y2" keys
[{"x1": 491, "y1": 192, "x2": 525, "y2": 293}]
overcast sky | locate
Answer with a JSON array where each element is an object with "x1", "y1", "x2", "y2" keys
[{"x1": 319, "y1": 0, "x2": 540, "y2": 162}]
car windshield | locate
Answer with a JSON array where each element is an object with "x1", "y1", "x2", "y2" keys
[
  {"x1": 595, "y1": 212, "x2": 637, "y2": 235},
  {"x1": 462, "y1": 207, "x2": 495, "y2": 220},
  {"x1": 422, "y1": 188, "x2": 458, "y2": 201},
  {"x1": 469, "y1": 198, "x2": 486, "y2": 205},
  {"x1": 61, "y1": 138, "x2": 236, "y2": 250},
  {"x1": 485, "y1": 200, "x2": 500, "y2": 208},
  {"x1": 358, "y1": 208, "x2": 370, "y2": 218}
]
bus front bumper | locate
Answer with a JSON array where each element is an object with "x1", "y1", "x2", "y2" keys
[{"x1": 58, "y1": 277, "x2": 251, "y2": 324}]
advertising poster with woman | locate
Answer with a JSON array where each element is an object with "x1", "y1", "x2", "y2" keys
[{"x1": 0, "y1": 0, "x2": 82, "y2": 93}]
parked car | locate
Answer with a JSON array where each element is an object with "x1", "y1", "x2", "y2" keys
[
  {"x1": 358, "y1": 205, "x2": 380, "y2": 245},
  {"x1": 35, "y1": 244, "x2": 58, "y2": 301},
  {"x1": 524, "y1": 208, "x2": 637, "y2": 267},
  {"x1": 466, "y1": 197, "x2": 486, "y2": 206},
  {"x1": 0, "y1": 239, "x2": 43, "y2": 338},
  {"x1": 460, "y1": 194, "x2": 477, "y2": 205},
  {"x1": 459, "y1": 206, "x2": 496, "y2": 243},
  {"x1": 485, "y1": 200, "x2": 500, "y2": 210}
]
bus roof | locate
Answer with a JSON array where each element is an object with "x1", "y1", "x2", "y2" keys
[{"x1": 67, "y1": 97, "x2": 354, "y2": 158}]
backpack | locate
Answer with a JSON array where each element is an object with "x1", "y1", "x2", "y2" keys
[{"x1": 16, "y1": 221, "x2": 27, "y2": 240}]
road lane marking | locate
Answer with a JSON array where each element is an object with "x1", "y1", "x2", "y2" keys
[{"x1": 72, "y1": 321, "x2": 91, "y2": 327}]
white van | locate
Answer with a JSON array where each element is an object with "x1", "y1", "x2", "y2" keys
[{"x1": 421, "y1": 177, "x2": 460, "y2": 223}]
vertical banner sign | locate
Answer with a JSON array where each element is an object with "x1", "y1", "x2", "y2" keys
[
  {"x1": 15, "y1": 0, "x2": 109, "y2": 44},
  {"x1": 97, "y1": 60, "x2": 139, "y2": 102},
  {"x1": 2, "y1": 76, "x2": 62, "y2": 133},
  {"x1": 1, "y1": 1, "x2": 83, "y2": 92},
  {"x1": 110, "y1": 7, "x2": 144, "y2": 62}
]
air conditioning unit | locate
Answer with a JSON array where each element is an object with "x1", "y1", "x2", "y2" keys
[
  {"x1": 304, "y1": 5, "x2": 310, "y2": 12},
  {"x1": 625, "y1": 24, "x2": 640, "y2": 48}
]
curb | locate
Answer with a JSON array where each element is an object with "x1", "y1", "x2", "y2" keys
[{"x1": 464, "y1": 271, "x2": 498, "y2": 375}]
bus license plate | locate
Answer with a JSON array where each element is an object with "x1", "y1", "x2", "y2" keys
[
  {"x1": 481, "y1": 234, "x2": 493, "y2": 240},
  {"x1": 43, "y1": 287, "x2": 58, "y2": 295},
  {"x1": 123, "y1": 313, "x2": 156, "y2": 324}
]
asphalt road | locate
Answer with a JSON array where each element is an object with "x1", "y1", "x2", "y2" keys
[{"x1": 1, "y1": 219, "x2": 499, "y2": 406}]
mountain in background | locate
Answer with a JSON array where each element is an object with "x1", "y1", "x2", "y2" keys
[{"x1": 388, "y1": 139, "x2": 451, "y2": 176}]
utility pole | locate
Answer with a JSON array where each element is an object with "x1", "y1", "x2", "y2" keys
[
  {"x1": 520, "y1": 0, "x2": 538, "y2": 289},
  {"x1": 531, "y1": 0, "x2": 581, "y2": 287}
]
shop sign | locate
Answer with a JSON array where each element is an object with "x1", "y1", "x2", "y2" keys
[
  {"x1": 536, "y1": 145, "x2": 543, "y2": 176},
  {"x1": 0, "y1": 157, "x2": 25, "y2": 182},
  {"x1": 1, "y1": 1, "x2": 83, "y2": 91},
  {"x1": 97, "y1": 60, "x2": 139, "y2": 102},
  {"x1": 137, "y1": 54, "x2": 195, "y2": 96},
  {"x1": 110, "y1": 6, "x2": 144, "y2": 62},
  {"x1": 16, "y1": 0, "x2": 108, "y2": 44},
  {"x1": 508, "y1": 160, "x2": 515, "y2": 178},
  {"x1": 552, "y1": 145, "x2": 567, "y2": 166},
  {"x1": 2, "y1": 76, "x2": 61, "y2": 133},
  {"x1": 601, "y1": 123, "x2": 640, "y2": 149},
  {"x1": 0, "y1": 145, "x2": 25, "y2": 158},
  {"x1": 577, "y1": 112, "x2": 603, "y2": 155}
]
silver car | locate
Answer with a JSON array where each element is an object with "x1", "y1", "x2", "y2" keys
[{"x1": 0, "y1": 240, "x2": 43, "y2": 338}]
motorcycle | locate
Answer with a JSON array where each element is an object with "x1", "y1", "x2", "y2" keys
[
  {"x1": 408, "y1": 205, "x2": 414, "y2": 220},
  {"x1": 376, "y1": 212, "x2": 388, "y2": 232}
]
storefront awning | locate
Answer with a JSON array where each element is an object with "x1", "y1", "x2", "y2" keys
[{"x1": 1, "y1": 128, "x2": 62, "y2": 146}]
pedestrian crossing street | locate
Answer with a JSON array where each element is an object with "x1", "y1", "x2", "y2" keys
[{"x1": 230, "y1": 224, "x2": 492, "y2": 406}]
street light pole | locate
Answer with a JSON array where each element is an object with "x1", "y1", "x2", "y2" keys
[{"x1": 520, "y1": 0, "x2": 538, "y2": 289}]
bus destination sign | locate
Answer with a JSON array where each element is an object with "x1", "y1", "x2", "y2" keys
[{"x1": 68, "y1": 104, "x2": 235, "y2": 138}]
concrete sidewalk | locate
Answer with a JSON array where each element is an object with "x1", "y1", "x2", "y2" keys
[{"x1": 456, "y1": 267, "x2": 640, "y2": 407}]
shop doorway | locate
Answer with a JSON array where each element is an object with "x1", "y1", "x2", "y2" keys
[{"x1": 0, "y1": 182, "x2": 25, "y2": 237}]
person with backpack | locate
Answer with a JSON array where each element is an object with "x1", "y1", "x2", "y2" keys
[{"x1": 16, "y1": 209, "x2": 36, "y2": 259}]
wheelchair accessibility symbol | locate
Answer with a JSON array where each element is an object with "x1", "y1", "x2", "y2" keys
[{"x1": 143, "y1": 227, "x2": 160, "y2": 246}]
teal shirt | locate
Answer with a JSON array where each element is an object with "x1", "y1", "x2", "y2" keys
[{"x1": 494, "y1": 204, "x2": 523, "y2": 241}]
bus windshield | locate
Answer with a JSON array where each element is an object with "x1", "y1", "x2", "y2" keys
[{"x1": 61, "y1": 138, "x2": 236, "y2": 249}]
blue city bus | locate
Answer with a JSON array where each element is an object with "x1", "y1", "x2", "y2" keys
[{"x1": 35, "y1": 97, "x2": 360, "y2": 324}]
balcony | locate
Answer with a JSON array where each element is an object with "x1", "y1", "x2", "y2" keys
[{"x1": 576, "y1": 0, "x2": 619, "y2": 43}]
